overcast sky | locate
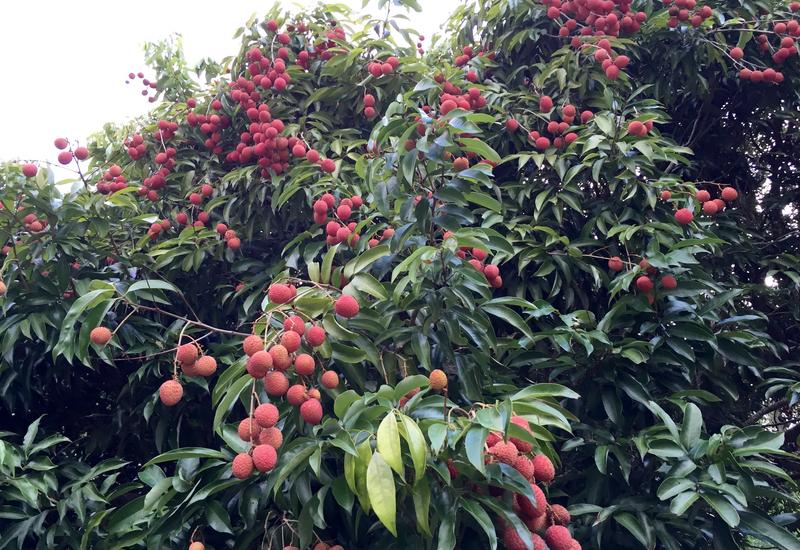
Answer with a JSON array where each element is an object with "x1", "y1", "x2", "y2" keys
[{"x1": 0, "y1": 0, "x2": 459, "y2": 168}]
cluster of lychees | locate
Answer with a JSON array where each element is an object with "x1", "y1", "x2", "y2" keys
[
  {"x1": 125, "y1": 70, "x2": 158, "y2": 102},
  {"x1": 521, "y1": 96, "x2": 590, "y2": 150},
  {"x1": 540, "y1": 0, "x2": 648, "y2": 40},
  {"x1": 734, "y1": 20, "x2": 797, "y2": 83},
  {"x1": 367, "y1": 56, "x2": 399, "y2": 77},
  {"x1": 670, "y1": 185, "x2": 738, "y2": 225},
  {"x1": 663, "y1": 0, "x2": 713, "y2": 29},
  {"x1": 588, "y1": 39, "x2": 631, "y2": 80},
  {"x1": 312, "y1": 193, "x2": 365, "y2": 247},
  {"x1": 437, "y1": 82, "x2": 488, "y2": 114}
]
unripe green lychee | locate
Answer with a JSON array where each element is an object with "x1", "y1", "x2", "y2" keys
[
  {"x1": 194, "y1": 355, "x2": 217, "y2": 376},
  {"x1": 176, "y1": 343, "x2": 199, "y2": 365},
  {"x1": 159, "y1": 380, "x2": 183, "y2": 406},
  {"x1": 254, "y1": 403, "x2": 279, "y2": 428},
  {"x1": 287, "y1": 384, "x2": 308, "y2": 406},
  {"x1": 321, "y1": 370, "x2": 339, "y2": 389},
  {"x1": 232, "y1": 453, "x2": 254, "y2": 479},
  {"x1": 428, "y1": 369, "x2": 448, "y2": 391},
  {"x1": 269, "y1": 344, "x2": 291, "y2": 371},
  {"x1": 300, "y1": 398, "x2": 323, "y2": 424},
  {"x1": 280, "y1": 330, "x2": 301, "y2": 353},
  {"x1": 294, "y1": 353, "x2": 315, "y2": 376},
  {"x1": 252, "y1": 444, "x2": 278, "y2": 472},
  {"x1": 90, "y1": 326, "x2": 112, "y2": 346},
  {"x1": 264, "y1": 371, "x2": 289, "y2": 396},
  {"x1": 243, "y1": 334, "x2": 264, "y2": 356},
  {"x1": 533, "y1": 454, "x2": 555, "y2": 482},
  {"x1": 306, "y1": 325, "x2": 326, "y2": 347},
  {"x1": 259, "y1": 427, "x2": 283, "y2": 448},
  {"x1": 334, "y1": 294, "x2": 360, "y2": 318}
]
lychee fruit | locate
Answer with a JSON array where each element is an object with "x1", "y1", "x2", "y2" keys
[
  {"x1": 264, "y1": 371, "x2": 289, "y2": 396},
  {"x1": 488, "y1": 440, "x2": 518, "y2": 464},
  {"x1": 247, "y1": 350, "x2": 273, "y2": 378},
  {"x1": 243, "y1": 334, "x2": 264, "y2": 356},
  {"x1": 484, "y1": 264, "x2": 500, "y2": 279},
  {"x1": 608, "y1": 256, "x2": 624, "y2": 272},
  {"x1": 674, "y1": 208, "x2": 694, "y2": 225},
  {"x1": 703, "y1": 201, "x2": 718, "y2": 215},
  {"x1": 189, "y1": 543, "x2": 205, "y2": 550},
  {"x1": 176, "y1": 343, "x2": 200, "y2": 365},
  {"x1": 268, "y1": 283, "x2": 294, "y2": 304},
  {"x1": 283, "y1": 316, "x2": 305, "y2": 335},
  {"x1": 287, "y1": 384, "x2": 308, "y2": 406},
  {"x1": 513, "y1": 455, "x2": 536, "y2": 481},
  {"x1": 280, "y1": 330, "x2": 301, "y2": 353},
  {"x1": 453, "y1": 157, "x2": 469, "y2": 171},
  {"x1": 22, "y1": 164, "x2": 38, "y2": 178},
  {"x1": 721, "y1": 187, "x2": 738, "y2": 201},
  {"x1": 252, "y1": 444, "x2": 278, "y2": 472},
  {"x1": 539, "y1": 95, "x2": 553, "y2": 111},
  {"x1": 269, "y1": 344, "x2": 292, "y2": 371},
  {"x1": 695, "y1": 190, "x2": 711, "y2": 202},
  {"x1": 259, "y1": 427, "x2": 283, "y2": 448},
  {"x1": 544, "y1": 525, "x2": 573, "y2": 550},
  {"x1": 194, "y1": 355, "x2": 217, "y2": 376},
  {"x1": 635, "y1": 276, "x2": 653, "y2": 292},
  {"x1": 300, "y1": 398, "x2": 323, "y2": 424},
  {"x1": 90, "y1": 326, "x2": 112, "y2": 346},
  {"x1": 306, "y1": 325, "x2": 326, "y2": 347},
  {"x1": 334, "y1": 295, "x2": 360, "y2": 318},
  {"x1": 550, "y1": 504, "x2": 571, "y2": 526},
  {"x1": 294, "y1": 353, "x2": 315, "y2": 376},
  {"x1": 660, "y1": 274, "x2": 678, "y2": 290},
  {"x1": 429, "y1": 369, "x2": 448, "y2": 391},
  {"x1": 533, "y1": 454, "x2": 555, "y2": 482},
  {"x1": 519, "y1": 482, "x2": 547, "y2": 519},
  {"x1": 159, "y1": 380, "x2": 183, "y2": 406},
  {"x1": 510, "y1": 415, "x2": 533, "y2": 453},
  {"x1": 321, "y1": 370, "x2": 339, "y2": 389},
  {"x1": 238, "y1": 418, "x2": 260, "y2": 441},
  {"x1": 232, "y1": 453, "x2": 254, "y2": 479},
  {"x1": 502, "y1": 525, "x2": 529, "y2": 550}
]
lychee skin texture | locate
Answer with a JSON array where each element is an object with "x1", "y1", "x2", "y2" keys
[
  {"x1": 247, "y1": 350, "x2": 273, "y2": 378},
  {"x1": 484, "y1": 264, "x2": 500, "y2": 279},
  {"x1": 513, "y1": 455, "x2": 536, "y2": 481},
  {"x1": 283, "y1": 316, "x2": 305, "y2": 335},
  {"x1": 159, "y1": 380, "x2": 183, "y2": 406},
  {"x1": 321, "y1": 370, "x2": 339, "y2": 389},
  {"x1": 306, "y1": 325, "x2": 326, "y2": 347},
  {"x1": 286, "y1": 384, "x2": 308, "y2": 406},
  {"x1": 544, "y1": 525, "x2": 574, "y2": 550},
  {"x1": 661, "y1": 274, "x2": 678, "y2": 290},
  {"x1": 194, "y1": 355, "x2": 217, "y2": 376},
  {"x1": 488, "y1": 440, "x2": 518, "y2": 464},
  {"x1": 238, "y1": 418, "x2": 260, "y2": 441},
  {"x1": 551, "y1": 503, "x2": 571, "y2": 526},
  {"x1": 300, "y1": 398, "x2": 323, "y2": 424},
  {"x1": 334, "y1": 294, "x2": 360, "y2": 318},
  {"x1": 232, "y1": 453, "x2": 254, "y2": 479},
  {"x1": 675, "y1": 208, "x2": 694, "y2": 225},
  {"x1": 429, "y1": 369, "x2": 448, "y2": 391},
  {"x1": 252, "y1": 444, "x2": 278, "y2": 472},
  {"x1": 22, "y1": 164, "x2": 38, "y2": 178},
  {"x1": 533, "y1": 454, "x2": 555, "y2": 482},
  {"x1": 269, "y1": 344, "x2": 292, "y2": 371},
  {"x1": 264, "y1": 371, "x2": 290, "y2": 396},
  {"x1": 502, "y1": 525, "x2": 528, "y2": 550},
  {"x1": 280, "y1": 330, "x2": 301, "y2": 353},
  {"x1": 189, "y1": 543, "x2": 205, "y2": 550},
  {"x1": 532, "y1": 533, "x2": 547, "y2": 550},
  {"x1": 519, "y1": 482, "x2": 547, "y2": 519},
  {"x1": 259, "y1": 427, "x2": 283, "y2": 448},
  {"x1": 176, "y1": 343, "x2": 199, "y2": 365},
  {"x1": 635, "y1": 276, "x2": 654, "y2": 292},
  {"x1": 243, "y1": 334, "x2": 264, "y2": 356},
  {"x1": 90, "y1": 326, "x2": 112, "y2": 346},
  {"x1": 721, "y1": 187, "x2": 738, "y2": 201},
  {"x1": 268, "y1": 283, "x2": 294, "y2": 304},
  {"x1": 294, "y1": 353, "x2": 316, "y2": 376},
  {"x1": 254, "y1": 403, "x2": 280, "y2": 428}
]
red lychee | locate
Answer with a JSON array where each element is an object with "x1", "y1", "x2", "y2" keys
[
  {"x1": 539, "y1": 95, "x2": 553, "y2": 112},
  {"x1": 608, "y1": 256, "x2": 624, "y2": 272},
  {"x1": 334, "y1": 295, "x2": 360, "y2": 318},
  {"x1": 321, "y1": 370, "x2": 339, "y2": 389},
  {"x1": 280, "y1": 330, "x2": 301, "y2": 353},
  {"x1": 635, "y1": 276, "x2": 653, "y2": 292},
  {"x1": 674, "y1": 208, "x2": 694, "y2": 225},
  {"x1": 306, "y1": 325, "x2": 326, "y2": 347},
  {"x1": 513, "y1": 455, "x2": 536, "y2": 481},
  {"x1": 269, "y1": 344, "x2": 291, "y2": 371},
  {"x1": 695, "y1": 190, "x2": 711, "y2": 202},
  {"x1": 544, "y1": 525, "x2": 573, "y2": 550},
  {"x1": 90, "y1": 326, "x2": 112, "y2": 346},
  {"x1": 22, "y1": 164, "x2": 37, "y2": 178},
  {"x1": 488, "y1": 440, "x2": 518, "y2": 464},
  {"x1": 551, "y1": 504, "x2": 571, "y2": 526},
  {"x1": 252, "y1": 444, "x2": 277, "y2": 472},
  {"x1": 287, "y1": 384, "x2": 308, "y2": 406},
  {"x1": 294, "y1": 353, "x2": 315, "y2": 376},
  {"x1": 243, "y1": 334, "x2": 264, "y2": 356},
  {"x1": 283, "y1": 316, "x2": 305, "y2": 335},
  {"x1": 238, "y1": 418, "x2": 260, "y2": 441},
  {"x1": 510, "y1": 415, "x2": 533, "y2": 453},
  {"x1": 259, "y1": 427, "x2": 283, "y2": 448},
  {"x1": 721, "y1": 187, "x2": 738, "y2": 201},
  {"x1": 194, "y1": 355, "x2": 217, "y2": 376},
  {"x1": 519, "y1": 482, "x2": 548, "y2": 519},
  {"x1": 533, "y1": 454, "x2": 555, "y2": 482},
  {"x1": 660, "y1": 274, "x2": 678, "y2": 290},
  {"x1": 176, "y1": 343, "x2": 199, "y2": 365},
  {"x1": 247, "y1": 350, "x2": 273, "y2": 378},
  {"x1": 232, "y1": 453, "x2": 254, "y2": 479},
  {"x1": 300, "y1": 398, "x2": 323, "y2": 424},
  {"x1": 159, "y1": 380, "x2": 183, "y2": 406},
  {"x1": 268, "y1": 283, "x2": 294, "y2": 304},
  {"x1": 265, "y1": 371, "x2": 289, "y2": 396},
  {"x1": 255, "y1": 403, "x2": 279, "y2": 428},
  {"x1": 429, "y1": 369, "x2": 448, "y2": 391}
]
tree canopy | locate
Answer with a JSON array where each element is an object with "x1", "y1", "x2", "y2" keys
[{"x1": 1, "y1": 0, "x2": 799, "y2": 549}]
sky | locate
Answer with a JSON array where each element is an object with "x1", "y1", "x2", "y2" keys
[{"x1": 0, "y1": 0, "x2": 459, "y2": 168}]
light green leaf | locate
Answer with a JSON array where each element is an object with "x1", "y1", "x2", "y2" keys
[{"x1": 367, "y1": 452, "x2": 397, "y2": 536}]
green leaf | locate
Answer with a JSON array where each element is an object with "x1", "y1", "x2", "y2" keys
[
  {"x1": 344, "y1": 244, "x2": 390, "y2": 279},
  {"x1": 142, "y1": 447, "x2": 225, "y2": 467},
  {"x1": 377, "y1": 411, "x2": 403, "y2": 476},
  {"x1": 399, "y1": 413, "x2": 428, "y2": 483},
  {"x1": 206, "y1": 500, "x2": 234, "y2": 534},
  {"x1": 367, "y1": 452, "x2": 397, "y2": 536},
  {"x1": 512, "y1": 383, "x2": 580, "y2": 400},
  {"x1": 460, "y1": 499, "x2": 497, "y2": 549},
  {"x1": 614, "y1": 512, "x2": 653, "y2": 549},
  {"x1": 464, "y1": 192, "x2": 502, "y2": 213},
  {"x1": 459, "y1": 137, "x2": 501, "y2": 163},
  {"x1": 670, "y1": 491, "x2": 700, "y2": 515},
  {"x1": 702, "y1": 494, "x2": 740, "y2": 527},
  {"x1": 681, "y1": 403, "x2": 702, "y2": 449},
  {"x1": 657, "y1": 477, "x2": 696, "y2": 500},
  {"x1": 482, "y1": 304, "x2": 535, "y2": 343},
  {"x1": 465, "y1": 427, "x2": 487, "y2": 475},
  {"x1": 126, "y1": 279, "x2": 180, "y2": 295},
  {"x1": 739, "y1": 511, "x2": 800, "y2": 550},
  {"x1": 412, "y1": 479, "x2": 432, "y2": 536}
]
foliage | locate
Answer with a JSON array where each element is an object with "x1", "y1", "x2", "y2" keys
[{"x1": 1, "y1": 0, "x2": 799, "y2": 548}]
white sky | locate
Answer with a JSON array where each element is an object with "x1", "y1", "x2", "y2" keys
[{"x1": 0, "y1": 0, "x2": 458, "y2": 168}]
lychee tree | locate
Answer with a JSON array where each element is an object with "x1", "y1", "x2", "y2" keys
[{"x1": 1, "y1": 0, "x2": 800, "y2": 549}]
